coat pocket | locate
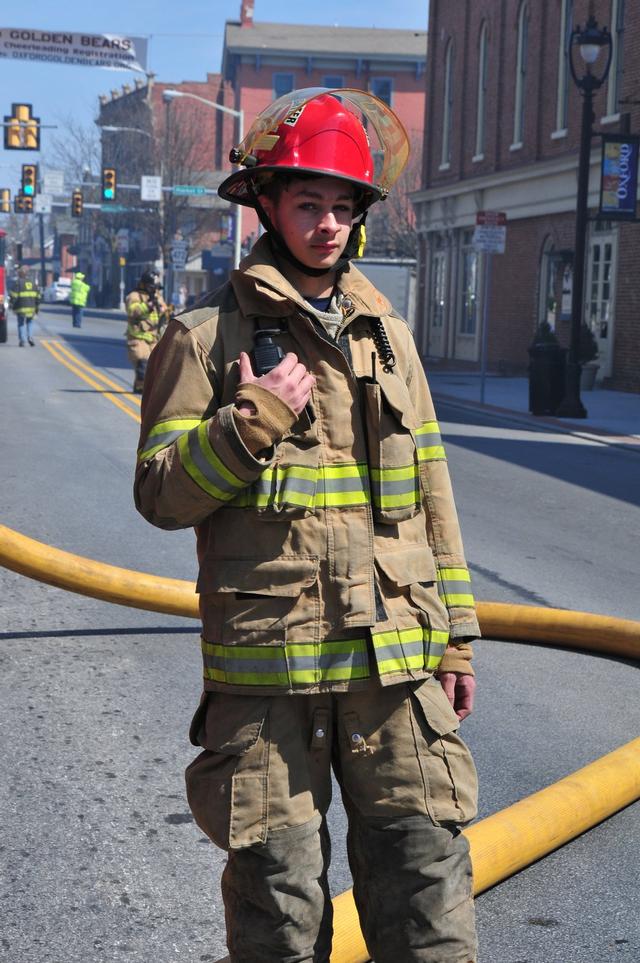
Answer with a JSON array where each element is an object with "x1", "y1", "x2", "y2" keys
[
  {"x1": 362, "y1": 378, "x2": 423, "y2": 524},
  {"x1": 185, "y1": 691, "x2": 270, "y2": 850},
  {"x1": 410, "y1": 678, "x2": 478, "y2": 826},
  {"x1": 197, "y1": 555, "x2": 319, "y2": 644}
]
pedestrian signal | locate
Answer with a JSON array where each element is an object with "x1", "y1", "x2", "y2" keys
[
  {"x1": 3, "y1": 103, "x2": 40, "y2": 151},
  {"x1": 101, "y1": 167, "x2": 117, "y2": 201},
  {"x1": 0, "y1": 188, "x2": 10, "y2": 213},
  {"x1": 71, "y1": 190, "x2": 83, "y2": 217},
  {"x1": 21, "y1": 164, "x2": 37, "y2": 197}
]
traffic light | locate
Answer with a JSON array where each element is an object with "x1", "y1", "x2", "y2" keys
[
  {"x1": 3, "y1": 103, "x2": 40, "y2": 150},
  {"x1": 71, "y1": 190, "x2": 83, "y2": 217},
  {"x1": 14, "y1": 193, "x2": 32, "y2": 214},
  {"x1": 21, "y1": 164, "x2": 37, "y2": 197},
  {"x1": 0, "y1": 189, "x2": 10, "y2": 214},
  {"x1": 101, "y1": 167, "x2": 117, "y2": 201}
]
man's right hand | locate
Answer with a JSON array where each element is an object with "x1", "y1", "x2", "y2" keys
[{"x1": 238, "y1": 351, "x2": 315, "y2": 416}]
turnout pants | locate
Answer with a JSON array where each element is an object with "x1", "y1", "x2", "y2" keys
[{"x1": 186, "y1": 676, "x2": 478, "y2": 963}]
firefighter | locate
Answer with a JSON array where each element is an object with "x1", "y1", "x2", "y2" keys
[
  {"x1": 69, "y1": 270, "x2": 90, "y2": 328},
  {"x1": 10, "y1": 266, "x2": 40, "y2": 347},
  {"x1": 135, "y1": 89, "x2": 479, "y2": 963},
  {"x1": 125, "y1": 270, "x2": 168, "y2": 393}
]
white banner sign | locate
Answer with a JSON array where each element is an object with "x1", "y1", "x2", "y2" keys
[{"x1": 0, "y1": 27, "x2": 148, "y2": 72}]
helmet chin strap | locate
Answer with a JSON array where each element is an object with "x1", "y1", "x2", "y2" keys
[{"x1": 248, "y1": 184, "x2": 368, "y2": 278}]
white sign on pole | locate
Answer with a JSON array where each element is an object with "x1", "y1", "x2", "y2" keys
[
  {"x1": 33, "y1": 194, "x2": 52, "y2": 214},
  {"x1": 0, "y1": 28, "x2": 148, "y2": 72},
  {"x1": 115, "y1": 228, "x2": 129, "y2": 255},
  {"x1": 42, "y1": 169, "x2": 64, "y2": 195},
  {"x1": 472, "y1": 211, "x2": 507, "y2": 254},
  {"x1": 170, "y1": 239, "x2": 189, "y2": 269},
  {"x1": 140, "y1": 175, "x2": 162, "y2": 202}
]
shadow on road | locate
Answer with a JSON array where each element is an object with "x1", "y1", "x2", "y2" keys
[{"x1": 440, "y1": 405, "x2": 640, "y2": 508}]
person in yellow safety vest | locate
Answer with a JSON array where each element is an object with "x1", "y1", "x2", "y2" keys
[
  {"x1": 135, "y1": 89, "x2": 480, "y2": 963},
  {"x1": 69, "y1": 270, "x2": 90, "y2": 328},
  {"x1": 125, "y1": 270, "x2": 168, "y2": 394},
  {"x1": 10, "y1": 266, "x2": 41, "y2": 347}
]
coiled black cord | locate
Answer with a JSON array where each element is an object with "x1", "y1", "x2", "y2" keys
[{"x1": 371, "y1": 317, "x2": 396, "y2": 372}]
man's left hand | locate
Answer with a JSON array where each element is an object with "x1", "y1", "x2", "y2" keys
[{"x1": 437, "y1": 671, "x2": 476, "y2": 721}]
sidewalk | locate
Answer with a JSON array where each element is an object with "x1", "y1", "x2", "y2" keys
[{"x1": 427, "y1": 370, "x2": 640, "y2": 453}]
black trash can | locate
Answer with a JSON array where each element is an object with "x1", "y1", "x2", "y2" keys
[{"x1": 528, "y1": 342, "x2": 567, "y2": 416}]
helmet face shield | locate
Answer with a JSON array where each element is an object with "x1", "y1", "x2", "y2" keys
[{"x1": 219, "y1": 87, "x2": 409, "y2": 211}]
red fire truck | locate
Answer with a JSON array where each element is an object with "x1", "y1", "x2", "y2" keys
[{"x1": 0, "y1": 229, "x2": 7, "y2": 342}]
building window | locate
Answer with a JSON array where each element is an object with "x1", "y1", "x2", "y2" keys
[
  {"x1": 370, "y1": 77, "x2": 393, "y2": 106},
  {"x1": 459, "y1": 232, "x2": 479, "y2": 335},
  {"x1": 512, "y1": 2, "x2": 529, "y2": 147},
  {"x1": 606, "y1": 0, "x2": 625, "y2": 117},
  {"x1": 323, "y1": 75, "x2": 344, "y2": 89},
  {"x1": 555, "y1": 0, "x2": 573, "y2": 132},
  {"x1": 474, "y1": 21, "x2": 489, "y2": 158},
  {"x1": 273, "y1": 73, "x2": 294, "y2": 99},
  {"x1": 441, "y1": 40, "x2": 454, "y2": 167}
]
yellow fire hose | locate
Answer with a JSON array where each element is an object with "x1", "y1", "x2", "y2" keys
[
  {"x1": 1, "y1": 522, "x2": 639, "y2": 963},
  {"x1": 1, "y1": 524, "x2": 638, "y2": 658}
]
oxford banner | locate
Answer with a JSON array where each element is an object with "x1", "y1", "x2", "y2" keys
[{"x1": 0, "y1": 27, "x2": 148, "y2": 72}]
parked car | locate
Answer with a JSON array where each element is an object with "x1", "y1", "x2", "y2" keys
[{"x1": 43, "y1": 277, "x2": 72, "y2": 303}]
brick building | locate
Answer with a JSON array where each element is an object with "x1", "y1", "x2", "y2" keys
[
  {"x1": 222, "y1": 0, "x2": 427, "y2": 247},
  {"x1": 413, "y1": 0, "x2": 640, "y2": 392}
]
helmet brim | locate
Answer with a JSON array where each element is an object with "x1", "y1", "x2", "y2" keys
[{"x1": 218, "y1": 165, "x2": 383, "y2": 213}]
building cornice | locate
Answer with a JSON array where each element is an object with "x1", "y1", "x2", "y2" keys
[{"x1": 411, "y1": 151, "x2": 612, "y2": 233}]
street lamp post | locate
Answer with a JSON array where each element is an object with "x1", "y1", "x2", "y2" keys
[
  {"x1": 556, "y1": 15, "x2": 612, "y2": 419},
  {"x1": 98, "y1": 124, "x2": 154, "y2": 308},
  {"x1": 162, "y1": 89, "x2": 244, "y2": 270}
]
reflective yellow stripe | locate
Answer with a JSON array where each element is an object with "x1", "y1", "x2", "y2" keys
[
  {"x1": 202, "y1": 637, "x2": 370, "y2": 686},
  {"x1": 437, "y1": 567, "x2": 475, "y2": 608},
  {"x1": 138, "y1": 418, "x2": 202, "y2": 461},
  {"x1": 178, "y1": 425, "x2": 246, "y2": 501}
]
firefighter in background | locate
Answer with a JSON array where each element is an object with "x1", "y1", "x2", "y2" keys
[
  {"x1": 10, "y1": 266, "x2": 40, "y2": 347},
  {"x1": 69, "y1": 270, "x2": 91, "y2": 328},
  {"x1": 125, "y1": 270, "x2": 168, "y2": 393},
  {"x1": 135, "y1": 89, "x2": 479, "y2": 963}
]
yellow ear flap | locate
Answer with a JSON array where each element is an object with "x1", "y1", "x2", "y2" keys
[{"x1": 356, "y1": 224, "x2": 367, "y2": 258}]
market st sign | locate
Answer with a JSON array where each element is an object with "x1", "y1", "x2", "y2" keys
[{"x1": 0, "y1": 27, "x2": 147, "y2": 72}]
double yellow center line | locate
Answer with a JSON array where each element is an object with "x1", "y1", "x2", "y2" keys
[{"x1": 41, "y1": 339, "x2": 141, "y2": 424}]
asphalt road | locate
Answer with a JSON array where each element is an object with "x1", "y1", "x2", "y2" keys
[{"x1": 1, "y1": 305, "x2": 638, "y2": 963}]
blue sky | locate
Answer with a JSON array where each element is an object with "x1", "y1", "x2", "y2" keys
[{"x1": 0, "y1": 1, "x2": 429, "y2": 194}]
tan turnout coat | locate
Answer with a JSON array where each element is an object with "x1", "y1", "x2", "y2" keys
[{"x1": 135, "y1": 236, "x2": 480, "y2": 695}]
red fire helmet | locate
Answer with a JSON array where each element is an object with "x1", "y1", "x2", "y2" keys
[{"x1": 219, "y1": 87, "x2": 409, "y2": 213}]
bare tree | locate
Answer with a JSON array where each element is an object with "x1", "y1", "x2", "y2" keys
[
  {"x1": 44, "y1": 113, "x2": 101, "y2": 188},
  {"x1": 365, "y1": 136, "x2": 423, "y2": 258}
]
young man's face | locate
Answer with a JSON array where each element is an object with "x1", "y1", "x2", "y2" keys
[{"x1": 260, "y1": 176, "x2": 357, "y2": 272}]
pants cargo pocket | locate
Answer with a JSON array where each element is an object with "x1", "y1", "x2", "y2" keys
[
  {"x1": 410, "y1": 678, "x2": 478, "y2": 826},
  {"x1": 185, "y1": 693, "x2": 270, "y2": 851}
]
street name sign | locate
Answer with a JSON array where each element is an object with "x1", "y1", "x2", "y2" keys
[
  {"x1": 473, "y1": 211, "x2": 507, "y2": 254},
  {"x1": 140, "y1": 175, "x2": 162, "y2": 202},
  {"x1": 172, "y1": 185, "x2": 206, "y2": 196}
]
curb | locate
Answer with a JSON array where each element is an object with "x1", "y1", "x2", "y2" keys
[{"x1": 432, "y1": 390, "x2": 640, "y2": 455}]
